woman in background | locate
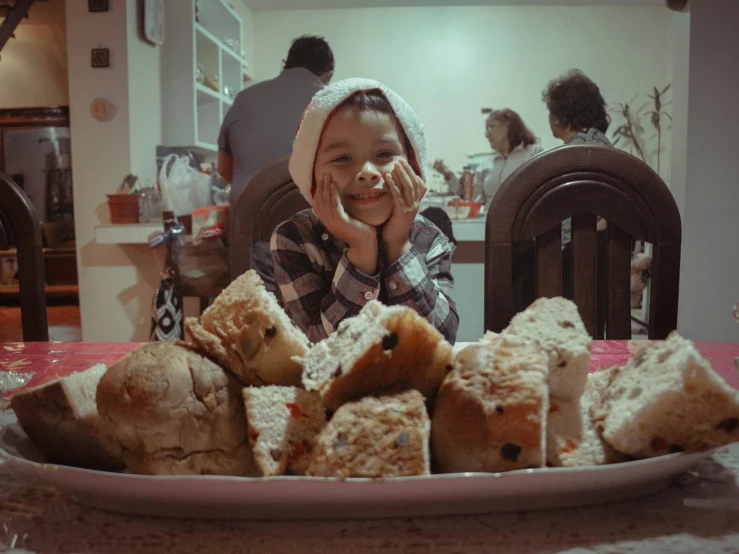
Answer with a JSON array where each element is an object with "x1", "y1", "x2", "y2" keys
[
  {"x1": 541, "y1": 69, "x2": 613, "y2": 305},
  {"x1": 542, "y1": 69, "x2": 612, "y2": 146},
  {"x1": 434, "y1": 108, "x2": 542, "y2": 207}
]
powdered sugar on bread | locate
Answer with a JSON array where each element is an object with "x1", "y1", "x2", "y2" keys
[
  {"x1": 503, "y1": 297, "x2": 591, "y2": 400},
  {"x1": 307, "y1": 389, "x2": 430, "y2": 478},
  {"x1": 592, "y1": 332, "x2": 739, "y2": 457},
  {"x1": 547, "y1": 368, "x2": 627, "y2": 467}
]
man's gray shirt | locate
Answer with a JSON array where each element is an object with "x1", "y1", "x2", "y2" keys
[{"x1": 218, "y1": 68, "x2": 324, "y2": 202}]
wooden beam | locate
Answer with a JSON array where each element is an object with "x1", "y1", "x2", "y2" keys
[{"x1": 0, "y1": 0, "x2": 36, "y2": 53}]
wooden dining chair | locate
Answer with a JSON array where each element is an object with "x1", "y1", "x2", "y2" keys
[
  {"x1": 229, "y1": 155, "x2": 310, "y2": 282},
  {"x1": 484, "y1": 145, "x2": 681, "y2": 340},
  {"x1": 0, "y1": 172, "x2": 49, "y2": 341}
]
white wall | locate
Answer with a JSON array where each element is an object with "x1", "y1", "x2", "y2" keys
[
  {"x1": 253, "y1": 6, "x2": 673, "y2": 177},
  {"x1": 127, "y1": 0, "x2": 163, "y2": 183},
  {"x1": 0, "y1": 0, "x2": 68, "y2": 108},
  {"x1": 678, "y1": 0, "x2": 739, "y2": 342},
  {"x1": 668, "y1": 11, "x2": 690, "y2": 215},
  {"x1": 67, "y1": 0, "x2": 164, "y2": 342}
]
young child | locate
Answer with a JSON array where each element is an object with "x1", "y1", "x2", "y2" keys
[{"x1": 270, "y1": 78, "x2": 458, "y2": 344}]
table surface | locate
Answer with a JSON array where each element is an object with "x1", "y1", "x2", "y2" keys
[{"x1": 1, "y1": 340, "x2": 739, "y2": 554}]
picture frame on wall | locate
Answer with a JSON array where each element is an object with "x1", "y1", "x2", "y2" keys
[
  {"x1": 88, "y1": 0, "x2": 110, "y2": 12},
  {"x1": 91, "y1": 48, "x2": 110, "y2": 68}
]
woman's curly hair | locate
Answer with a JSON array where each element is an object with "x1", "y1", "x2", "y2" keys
[{"x1": 542, "y1": 69, "x2": 610, "y2": 134}]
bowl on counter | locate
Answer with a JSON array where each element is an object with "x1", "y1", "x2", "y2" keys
[{"x1": 444, "y1": 199, "x2": 484, "y2": 220}]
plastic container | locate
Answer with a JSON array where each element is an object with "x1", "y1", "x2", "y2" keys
[
  {"x1": 107, "y1": 194, "x2": 140, "y2": 224},
  {"x1": 139, "y1": 184, "x2": 164, "y2": 224},
  {"x1": 445, "y1": 199, "x2": 484, "y2": 220}
]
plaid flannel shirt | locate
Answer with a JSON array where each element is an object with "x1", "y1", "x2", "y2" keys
[{"x1": 270, "y1": 209, "x2": 458, "y2": 344}]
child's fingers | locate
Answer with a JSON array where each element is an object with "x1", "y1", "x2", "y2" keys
[
  {"x1": 386, "y1": 172, "x2": 405, "y2": 211},
  {"x1": 313, "y1": 175, "x2": 326, "y2": 216},
  {"x1": 320, "y1": 174, "x2": 332, "y2": 216},
  {"x1": 326, "y1": 175, "x2": 340, "y2": 223},
  {"x1": 394, "y1": 162, "x2": 415, "y2": 206},
  {"x1": 330, "y1": 182, "x2": 341, "y2": 221},
  {"x1": 414, "y1": 174, "x2": 427, "y2": 204},
  {"x1": 402, "y1": 160, "x2": 426, "y2": 205}
]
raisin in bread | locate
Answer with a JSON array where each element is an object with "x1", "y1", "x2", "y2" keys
[
  {"x1": 10, "y1": 364, "x2": 124, "y2": 471},
  {"x1": 185, "y1": 270, "x2": 310, "y2": 387},
  {"x1": 306, "y1": 390, "x2": 430, "y2": 478},
  {"x1": 592, "y1": 332, "x2": 739, "y2": 457},
  {"x1": 300, "y1": 301, "x2": 453, "y2": 411},
  {"x1": 546, "y1": 367, "x2": 626, "y2": 467},
  {"x1": 431, "y1": 337, "x2": 549, "y2": 473},
  {"x1": 242, "y1": 386, "x2": 327, "y2": 476},
  {"x1": 96, "y1": 342, "x2": 257, "y2": 476},
  {"x1": 502, "y1": 297, "x2": 591, "y2": 400}
]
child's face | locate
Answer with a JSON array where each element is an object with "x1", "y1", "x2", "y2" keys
[{"x1": 313, "y1": 106, "x2": 408, "y2": 227}]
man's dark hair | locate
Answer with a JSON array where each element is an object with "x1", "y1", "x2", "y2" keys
[
  {"x1": 284, "y1": 35, "x2": 334, "y2": 76},
  {"x1": 542, "y1": 69, "x2": 611, "y2": 134}
]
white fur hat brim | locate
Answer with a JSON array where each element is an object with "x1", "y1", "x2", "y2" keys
[{"x1": 289, "y1": 77, "x2": 427, "y2": 206}]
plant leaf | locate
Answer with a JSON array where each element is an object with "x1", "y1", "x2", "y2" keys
[
  {"x1": 653, "y1": 85, "x2": 659, "y2": 98},
  {"x1": 664, "y1": 112, "x2": 673, "y2": 121},
  {"x1": 661, "y1": 83, "x2": 672, "y2": 94}
]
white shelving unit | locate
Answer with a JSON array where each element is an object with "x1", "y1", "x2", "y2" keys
[{"x1": 162, "y1": 0, "x2": 250, "y2": 154}]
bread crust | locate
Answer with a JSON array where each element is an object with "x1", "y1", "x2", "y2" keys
[
  {"x1": 185, "y1": 270, "x2": 310, "y2": 387},
  {"x1": 10, "y1": 365, "x2": 124, "y2": 471},
  {"x1": 432, "y1": 339, "x2": 549, "y2": 473},
  {"x1": 96, "y1": 342, "x2": 256, "y2": 476}
]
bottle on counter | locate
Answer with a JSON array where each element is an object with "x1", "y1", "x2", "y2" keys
[{"x1": 461, "y1": 166, "x2": 474, "y2": 202}]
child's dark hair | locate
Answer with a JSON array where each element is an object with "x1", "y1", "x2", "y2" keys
[{"x1": 340, "y1": 89, "x2": 417, "y2": 174}]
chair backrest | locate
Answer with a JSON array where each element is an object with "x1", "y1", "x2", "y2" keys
[
  {"x1": 0, "y1": 172, "x2": 48, "y2": 341},
  {"x1": 484, "y1": 145, "x2": 681, "y2": 340},
  {"x1": 229, "y1": 155, "x2": 310, "y2": 281}
]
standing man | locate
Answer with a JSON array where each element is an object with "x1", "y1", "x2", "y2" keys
[{"x1": 218, "y1": 35, "x2": 334, "y2": 202}]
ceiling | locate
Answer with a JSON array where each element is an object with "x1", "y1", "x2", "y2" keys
[{"x1": 244, "y1": 0, "x2": 667, "y2": 12}]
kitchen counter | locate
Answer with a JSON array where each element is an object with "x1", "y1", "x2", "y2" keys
[{"x1": 447, "y1": 216, "x2": 486, "y2": 342}]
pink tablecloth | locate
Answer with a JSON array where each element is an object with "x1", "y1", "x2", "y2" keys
[
  {"x1": 1, "y1": 340, "x2": 739, "y2": 553},
  {"x1": 2, "y1": 340, "x2": 738, "y2": 397}
]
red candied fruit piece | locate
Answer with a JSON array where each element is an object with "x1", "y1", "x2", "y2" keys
[
  {"x1": 292, "y1": 439, "x2": 312, "y2": 458},
  {"x1": 285, "y1": 402, "x2": 303, "y2": 419}
]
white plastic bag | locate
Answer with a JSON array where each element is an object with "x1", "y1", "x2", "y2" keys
[{"x1": 159, "y1": 154, "x2": 212, "y2": 216}]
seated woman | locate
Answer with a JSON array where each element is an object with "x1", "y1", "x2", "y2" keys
[
  {"x1": 434, "y1": 109, "x2": 542, "y2": 207},
  {"x1": 541, "y1": 69, "x2": 614, "y2": 306}
]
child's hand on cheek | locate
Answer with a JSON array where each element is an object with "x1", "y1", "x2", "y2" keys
[
  {"x1": 382, "y1": 159, "x2": 427, "y2": 263},
  {"x1": 313, "y1": 173, "x2": 379, "y2": 275}
]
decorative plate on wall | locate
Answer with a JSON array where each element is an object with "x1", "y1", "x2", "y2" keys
[{"x1": 144, "y1": 0, "x2": 165, "y2": 46}]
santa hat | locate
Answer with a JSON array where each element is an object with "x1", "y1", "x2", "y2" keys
[{"x1": 289, "y1": 77, "x2": 427, "y2": 205}]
